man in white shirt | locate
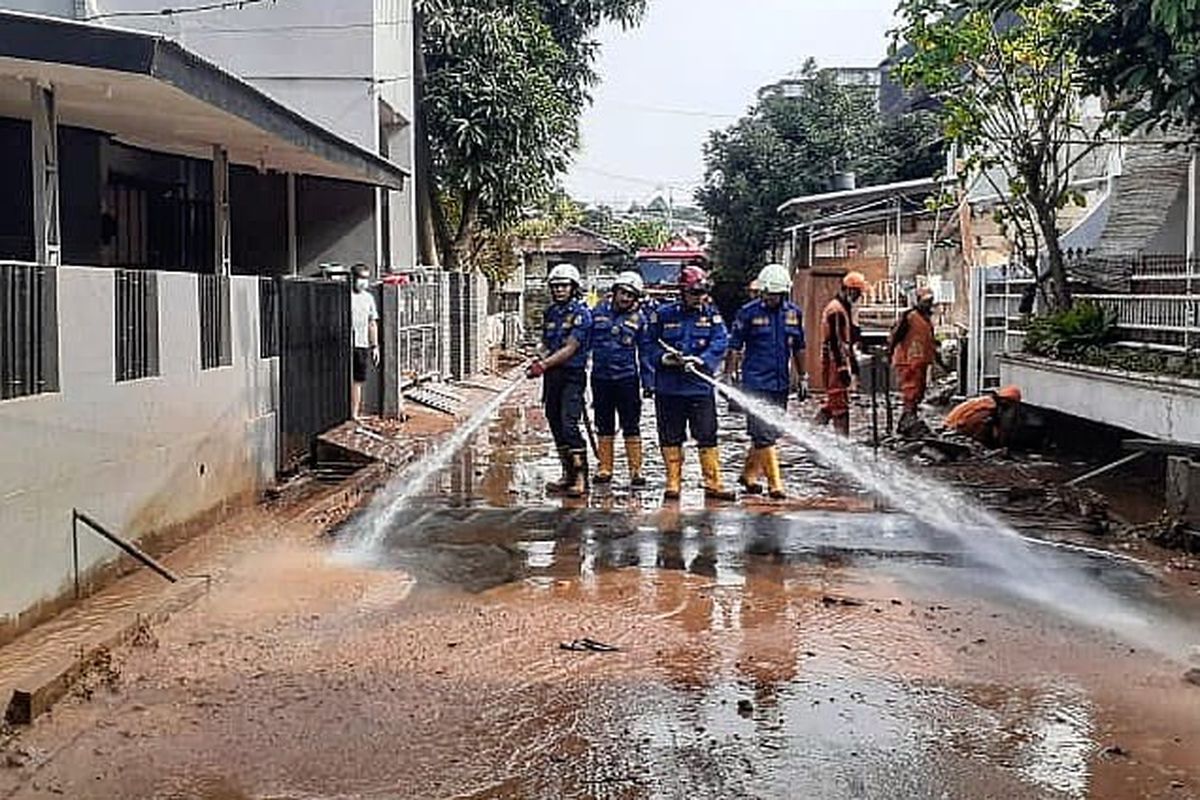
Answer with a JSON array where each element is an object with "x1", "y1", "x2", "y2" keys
[{"x1": 350, "y1": 263, "x2": 379, "y2": 420}]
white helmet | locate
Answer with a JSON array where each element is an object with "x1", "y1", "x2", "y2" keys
[
  {"x1": 547, "y1": 263, "x2": 582, "y2": 288},
  {"x1": 612, "y1": 271, "x2": 645, "y2": 297},
  {"x1": 757, "y1": 263, "x2": 792, "y2": 295}
]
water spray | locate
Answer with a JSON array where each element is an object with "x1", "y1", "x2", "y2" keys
[
  {"x1": 340, "y1": 368, "x2": 528, "y2": 560},
  {"x1": 686, "y1": 368, "x2": 1195, "y2": 658}
]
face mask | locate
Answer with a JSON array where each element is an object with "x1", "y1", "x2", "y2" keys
[{"x1": 354, "y1": 279, "x2": 369, "y2": 292}]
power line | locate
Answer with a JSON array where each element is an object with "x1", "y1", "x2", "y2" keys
[
  {"x1": 608, "y1": 100, "x2": 741, "y2": 121},
  {"x1": 87, "y1": 0, "x2": 283, "y2": 21},
  {"x1": 572, "y1": 164, "x2": 699, "y2": 192},
  {"x1": 181, "y1": 17, "x2": 412, "y2": 34}
]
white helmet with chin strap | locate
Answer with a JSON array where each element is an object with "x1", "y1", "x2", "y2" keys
[
  {"x1": 757, "y1": 263, "x2": 792, "y2": 295},
  {"x1": 612, "y1": 271, "x2": 645, "y2": 298},
  {"x1": 547, "y1": 263, "x2": 583, "y2": 289}
]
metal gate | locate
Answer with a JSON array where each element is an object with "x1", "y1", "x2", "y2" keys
[{"x1": 278, "y1": 277, "x2": 351, "y2": 472}]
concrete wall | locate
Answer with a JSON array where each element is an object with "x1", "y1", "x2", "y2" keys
[
  {"x1": 1, "y1": 0, "x2": 73, "y2": 15},
  {"x1": 1000, "y1": 354, "x2": 1200, "y2": 445},
  {"x1": 0, "y1": 267, "x2": 277, "y2": 637}
]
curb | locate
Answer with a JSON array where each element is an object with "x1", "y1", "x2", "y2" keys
[{"x1": 4, "y1": 577, "x2": 210, "y2": 726}]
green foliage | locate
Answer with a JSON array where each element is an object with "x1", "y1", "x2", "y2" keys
[
  {"x1": 611, "y1": 218, "x2": 670, "y2": 252},
  {"x1": 696, "y1": 63, "x2": 943, "y2": 287},
  {"x1": 892, "y1": 0, "x2": 1107, "y2": 311},
  {"x1": 1072, "y1": 0, "x2": 1200, "y2": 136},
  {"x1": 418, "y1": 0, "x2": 645, "y2": 268},
  {"x1": 1023, "y1": 301, "x2": 1117, "y2": 358}
]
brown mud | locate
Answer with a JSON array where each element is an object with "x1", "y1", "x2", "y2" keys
[{"x1": 2, "y1": 383, "x2": 1199, "y2": 800}]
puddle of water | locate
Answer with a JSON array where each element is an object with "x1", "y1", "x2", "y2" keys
[
  {"x1": 694, "y1": 375, "x2": 1199, "y2": 661},
  {"x1": 338, "y1": 375, "x2": 526, "y2": 559}
]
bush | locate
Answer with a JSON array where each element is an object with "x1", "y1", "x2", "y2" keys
[{"x1": 1023, "y1": 302, "x2": 1117, "y2": 359}]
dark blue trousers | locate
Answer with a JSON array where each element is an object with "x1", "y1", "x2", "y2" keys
[
  {"x1": 544, "y1": 368, "x2": 586, "y2": 451},
  {"x1": 747, "y1": 391, "x2": 789, "y2": 447},
  {"x1": 656, "y1": 393, "x2": 718, "y2": 448},
  {"x1": 592, "y1": 378, "x2": 641, "y2": 437}
]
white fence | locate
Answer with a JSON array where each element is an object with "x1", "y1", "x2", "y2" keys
[{"x1": 968, "y1": 258, "x2": 1200, "y2": 394}]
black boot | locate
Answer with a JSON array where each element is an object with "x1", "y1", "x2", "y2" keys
[{"x1": 546, "y1": 447, "x2": 572, "y2": 495}]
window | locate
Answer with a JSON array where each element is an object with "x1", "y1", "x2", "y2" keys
[
  {"x1": 1, "y1": 263, "x2": 58, "y2": 400},
  {"x1": 114, "y1": 270, "x2": 160, "y2": 382},
  {"x1": 199, "y1": 273, "x2": 232, "y2": 369}
]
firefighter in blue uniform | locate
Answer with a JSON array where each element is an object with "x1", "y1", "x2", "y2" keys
[
  {"x1": 590, "y1": 271, "x2": 654, "y2": 487},
  {"x1": 646, "y1": 266, "x2": 737, "y2": 502},
  {"x1": 727, "y1": 263, "x2": 806, "y2": 500},
  {"x1": 527, "y1": 263, "x2": 592, "y2": 497}
]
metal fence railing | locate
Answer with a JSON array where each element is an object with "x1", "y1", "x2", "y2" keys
[
  {"x1": 969, "y1": 257, "x2": 1200, "y2": 391},
  {"x1": 384, "y1": 270, "x2": 446, "y2": 384},
  {"x1": 199, "y1": 273, "x2": 231, "y2": 370},
  {"x1": 114, "y1": 269, "x2": 160, "y2": 382},
  {"x1": 1, "y1": 262, "x2": 58, "y2": 401},
  {"x1": 259, "y1": 277, "x2": 280, "y2": 359}
]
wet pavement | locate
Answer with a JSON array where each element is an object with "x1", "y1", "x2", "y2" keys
[{"x1": 2, "y1": 381, "x2": 1200, "y2": 799}]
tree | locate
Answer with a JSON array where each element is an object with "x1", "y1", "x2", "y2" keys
[
  {"x1": 696, "y1": 64, "x2": 942, "y2": 287},
  {"x1": 612, "y1": 218, "x2": 670, "y2": 251},
  {"x1": 893, "y1": 0, "x2": 1105, "y2": 311},
  {"x1": 414, "y1": 0, "x2": 645, "y2": 270},
  {"x1": 1071, "y1": 0, "x2": 1200, "y2": 135}
]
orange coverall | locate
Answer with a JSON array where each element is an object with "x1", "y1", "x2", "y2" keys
[
  {"x1": 890, "y1": 308, "x2": 936, "y2": 414},
  {"x1": 945, "y1": 395, "x2": 996, "y2": 441},
  {"x1": 820, "y1": 296, "x2": 855, "y2": 428}
]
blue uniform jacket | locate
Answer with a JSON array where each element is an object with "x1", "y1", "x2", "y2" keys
[
  {"x1": 729, "y1": 298, "x2": 806, "y2": 394},
  {"x1": 646, "y1": 301, "x2": 729, "y2": 397},
  {"x1": 542, "y1": 299, "x2": 592, "y2": 371},
  {"x1": 589, "y1": 300, "x2": 654, "y2": 385}
]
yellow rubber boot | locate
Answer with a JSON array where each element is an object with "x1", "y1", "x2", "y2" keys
[
  {"x1": 662, "y1": 446, "x2": 684, "y2": 500},
  {"x1": 699, "y1": 447, "x2": 737, "y2": 502},
  {"x1": 626, "y1": 437, "x2": 646, "y2": 487},
  {"x1": 762, "y1": 445, "x2": 787, "y2": 500},
  {"x1": 594, "y1": 436, "x2": 616, "y2": 484},
  {"x1": 739, "y1": 446, "x2": 764, "y2": 495}
]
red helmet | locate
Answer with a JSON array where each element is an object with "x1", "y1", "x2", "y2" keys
[{"x1": 680, "y1": 266, "x2": 711, "y2": 294}]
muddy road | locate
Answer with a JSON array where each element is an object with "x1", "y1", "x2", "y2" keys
[{"x1": 2, "y1": 384, "x2": 1199, "y2": 800}]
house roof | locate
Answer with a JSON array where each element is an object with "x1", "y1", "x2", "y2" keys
[
  {"x1": 1091, "y1": 144, "x2": 1191, "y2": 258},
  {"x1": 0, "y1": 10, "x2": 408, "y2": 189},
  {"x1": 518, "y1": 226, "x2": 628, "y2": 256}
]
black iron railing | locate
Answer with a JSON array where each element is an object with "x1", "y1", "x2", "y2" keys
[
  {"x1": 259, "y1": 277, "x2": 280, "y2": 359},
  {"x1": 199, "y1": 273, "x2": 231, "y2": 370},
  {"x1": 114, "y1": 269, "x2": 159, "y2": 382},
  {"x1": 0, "y1": 262, "x2": 58, "y2": 401}
]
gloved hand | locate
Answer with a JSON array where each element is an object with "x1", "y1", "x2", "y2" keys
[
  {"x1": 642, "y1": 387, "x2": 655, "y2": 399},
  {"x1": 682, "y1": 355, "x2": 706, "y2": 373},
  {"x1": 526, "y1": 361, "x2": 546, "y2": 380},
  {"x1": 661, "y1": 352, "x2": 684, "y2": 370},
  {"x1": 838, "y1": 368, "x2": 853, "y2": 388}
]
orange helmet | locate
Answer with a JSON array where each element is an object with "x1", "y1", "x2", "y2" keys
[
  {"x1": 843, "y1": 271, "x2": 869, "y2": 291},
  {"x1": 996, "y1": 385, "x2": 1022, "y2": 402}
]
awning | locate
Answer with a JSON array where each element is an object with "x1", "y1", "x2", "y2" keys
[
  {"x1": 777, "y1": 176, "x2": 942, "y2": 216},
  {"x1": 0, "y1": 10, "x2": 407, "y2": 190}
]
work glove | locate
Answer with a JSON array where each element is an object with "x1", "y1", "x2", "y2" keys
[
  {"x1": 661, "y1": 352, "x2": 684, "y2": 370},
  {"x1": 837, "y1": 367, "x2": 853, "y2": 388},
  {"x1": 526, "y1": 361, "x2": 546, "y2": 380},
  {"x1": 682, "y1": 355, "x2": 706, "y2": 374}
]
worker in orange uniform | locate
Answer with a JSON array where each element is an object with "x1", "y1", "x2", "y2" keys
[
  {"x1": 945, "y1": 386, "x2": 1023, "y2": 448},
  {"x1": 888, "y1": 287, "x2": 945, "y2": 437},
  {"x1": 814, "y1": 271, "x2": 869, "y2": 436}
]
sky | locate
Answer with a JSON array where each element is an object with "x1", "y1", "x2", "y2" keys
[{"x1": 563, "y1": 0, "x2": 901, "y2": 208}]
